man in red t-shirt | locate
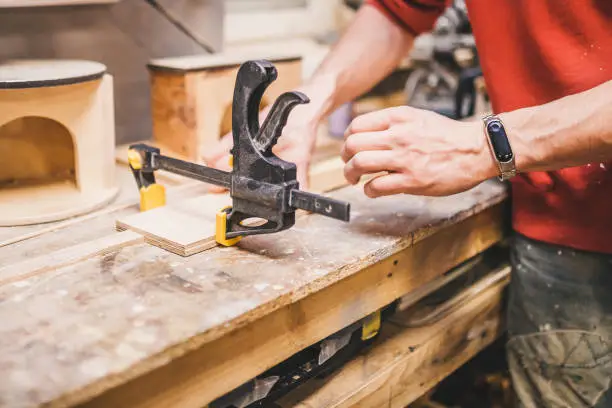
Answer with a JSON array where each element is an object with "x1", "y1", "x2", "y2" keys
[{"x1": 206, "y1": 2, "x2": 612, "y2": 405}]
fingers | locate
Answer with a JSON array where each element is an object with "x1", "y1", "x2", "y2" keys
[
  {"x1": 201, "y1": 132, "x2": 234, "y2": 166},
  {"x1": 363, "y1": 173, "x2": 410, "y2": 198},
  {"x1": 207, "y1": 185, "x2": 228, "y2": 194},
  {"x1": 344, "y1": 151, "x2": 401, "y2": 185},
  {"x1": 296, "y1": 163, "x2": 310, "y2": 191},
  {"x1": 344, "y1": 107, "x2": 410, "y2": 138},
  {"x1": 276, "y1": 148, "x2": 312, "y2": 190},
  {"x1": 341, "y1": 130, "x2": 394, "y2": 163}
]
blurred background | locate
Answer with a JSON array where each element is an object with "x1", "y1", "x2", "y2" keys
[{"x1": 0, "y1": 0, "x2": 489, "y2": 146}]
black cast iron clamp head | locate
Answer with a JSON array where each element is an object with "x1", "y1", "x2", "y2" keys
[{"x1": 127, "y1": 60, "x2": 351, "y2": 247}]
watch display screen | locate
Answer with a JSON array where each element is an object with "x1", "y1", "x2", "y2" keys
[{"x1": 487, "y1": 120, "x2": 513, "y2": 162}]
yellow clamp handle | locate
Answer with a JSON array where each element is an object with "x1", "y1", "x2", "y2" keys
[
  {"x1": 139, "y1": 184, "x2": 166, "y2": 212},
  {"x1": 129, "y1": 148, "x2": 167, "y2": 212},
  {"x1": 127, "y1": 148, "x2": 143, "y2": 170},
  {"x1": 361, "y1": 310, "x2": 382, "y2": 341},
  {"x1": 215, "y1": 206, "x2": 242, "y2": 247}
]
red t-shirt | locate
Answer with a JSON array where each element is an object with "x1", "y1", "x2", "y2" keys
[{"x1": 367, "y1": 0, "x2": 612, "y2": 253}]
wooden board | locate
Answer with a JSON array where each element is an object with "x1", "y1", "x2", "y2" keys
[
  {"x1": 82, "y1": 203, "x2": 506, "y2": 408},
  {"x1": 116, "y1": 194, "x2": 231, "y2": 256},
  {"x1": 277, "y1": 266, "x2": 509, "y2": 408},
  {"x1": 0, "y1": 231, "x2": 143, "y2": 286},
  {"x1": 0, "y1": 180, "x2": 506, "y2": 407}
]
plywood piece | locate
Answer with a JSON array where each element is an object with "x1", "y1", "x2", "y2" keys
[
  {"x1": 277, "y1": 267, "x2": 509, "y2": 408},
  {"x1": 0, "y1": 231, "x2": 143, "y2": 286},
  {"x1": 116, "y1": 193, "x2": 231, "y2": 256},
  {"x1": 0, "y1": 181, "x2": 507, "y2": 408},
  {"x1": 117, "y1": 180, "x2": 352, "y2": 256},
  {"x1": 0, "y1": 61, "x2": 118, "y2": 226}
]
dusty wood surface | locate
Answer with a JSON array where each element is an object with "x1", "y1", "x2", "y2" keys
[
  {"x1": 277, "y1": 266, "x2": 509, "y2": 408},
  {"x1": 82, "y1": 203, "x2": 505, "y2": 408},
  {"x1": 0, "y1": 180, "x2": 506, "y2": 408},
  {"x1": 0, "y1": 231, "x2": 143, "y2": 287}
]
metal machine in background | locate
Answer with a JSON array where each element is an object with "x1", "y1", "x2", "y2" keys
[
  {"x1": 404, "y1": 0, "x2": 489, "y2": 119},
  {"x1": 342, "y1": 0, "x2": 488, "y2": 120}
]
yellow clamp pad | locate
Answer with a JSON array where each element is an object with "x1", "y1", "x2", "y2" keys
[
  {"x1": 216, "y1": 206, "x2": 242, "y2": 247},
  {"x1": 127, "y1": 148, "x2": 143, "y2": 170},
  {"x1": 361, "y1": 310, "x2": 382, "y2": 341},
  {"x1": 228, "y1": 154, "x2": 234, "y2": 168},
  {"x1": 139, "y1": 184, "x2": 166, "y2": 212}
]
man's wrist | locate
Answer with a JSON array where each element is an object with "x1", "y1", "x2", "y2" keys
[
  {"x1": 468, "y1": 120, "x2": 500, "y2": 182},
  {"x1": 298, "y1": 73, "x2": 340, "y2": 121},
  {"x1": 497, "y1": 110, "x2": 542, "y2": 174}
]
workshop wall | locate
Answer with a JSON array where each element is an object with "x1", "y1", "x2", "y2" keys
[{"x1": 0, "y1": 1, "x2": 222, "y2": 145}]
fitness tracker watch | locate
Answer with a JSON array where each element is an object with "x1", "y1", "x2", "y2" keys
[{"x1": 482, "y1": 114, "x2": 516, "y2": 181}]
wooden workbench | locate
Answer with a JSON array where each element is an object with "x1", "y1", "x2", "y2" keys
[{"x1": 0, "y1": 165, "x2": 508, "y2": 408}]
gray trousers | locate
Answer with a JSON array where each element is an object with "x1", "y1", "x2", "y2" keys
[{"x1": 508, "y1": 234, "x2": 612, "y2": 407}]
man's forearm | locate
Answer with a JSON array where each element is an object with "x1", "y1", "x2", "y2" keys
[
  {"x1": 500, "y1": 80, "x2": 612, "y2": 175},
  {"x1": 300, "y1": 4, "x2": 415, "y2": 122}
]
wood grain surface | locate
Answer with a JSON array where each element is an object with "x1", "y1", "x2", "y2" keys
[
  {"x1": 0, "y1": 180, "x2": 507, "y2": 407},
  {"x1": 278, "y1": 266, "x2": 509, "y2": 407}
]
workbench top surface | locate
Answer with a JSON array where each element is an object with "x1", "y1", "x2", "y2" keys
[{"x1": 0, "y1": 179, "x2": 506, "y2": 408}]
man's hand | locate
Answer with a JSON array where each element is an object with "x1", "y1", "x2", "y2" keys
[
  {"x1": 341, "y1": 106, "x2": 497, "y2": 197},
  {"x1": 201, "y1": 100, "x2": 320, "y2": 193}
]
